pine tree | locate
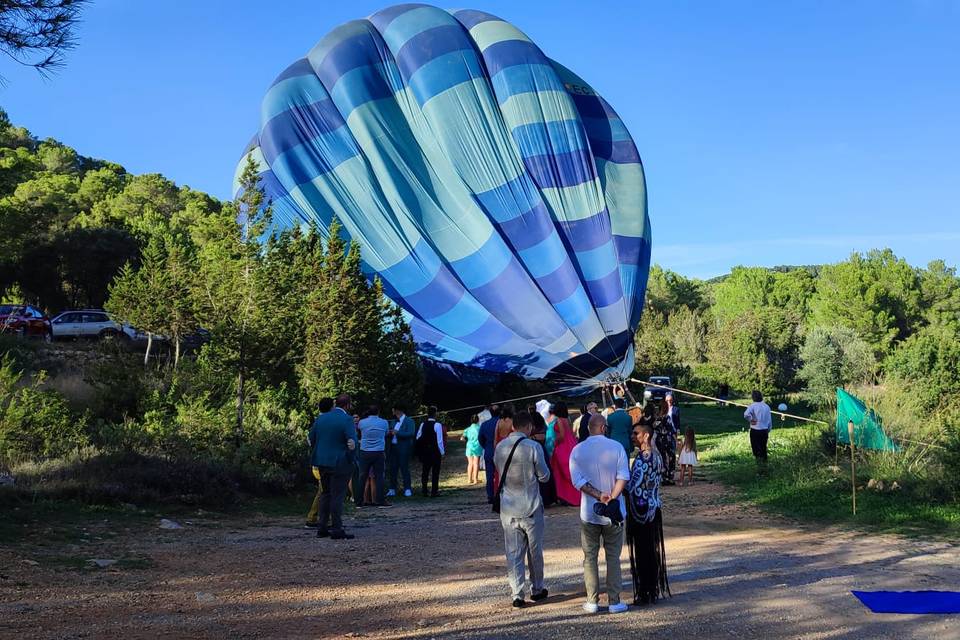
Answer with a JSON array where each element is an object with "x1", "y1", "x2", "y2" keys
[
  {"x1": 193, "y1": 154, "x2": 272, "y2": 439},
  {"x1": 380, "y1": 297, "x2": 424, "y2": 411},
  {"x1": 301, "y1": 221, "x2": 387, "y2": 405},
  {"x1": 106, "y1": 238, "x2": 168, "y2": 365}
]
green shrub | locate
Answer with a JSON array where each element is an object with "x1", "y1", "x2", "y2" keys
[{"x1": 0, "y1": 357, "x2": 86, "y2": 460}]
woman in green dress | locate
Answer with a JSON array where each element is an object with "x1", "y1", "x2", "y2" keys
[{"x1": 461, "y1": 414, "x2": 483, "y2": 485}]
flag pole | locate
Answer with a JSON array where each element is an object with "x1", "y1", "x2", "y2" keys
[{"x1": 847, "y1": 419, "x2": 857, "y2": 515}]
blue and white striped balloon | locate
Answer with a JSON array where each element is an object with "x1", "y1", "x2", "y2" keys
[{"x1": 236, "y1": 4, "x2": 651, "y2": 387}]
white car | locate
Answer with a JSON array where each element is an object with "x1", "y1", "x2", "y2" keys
[{"x1": 50, "y1": 310, "x2": 134, "y2": 340}]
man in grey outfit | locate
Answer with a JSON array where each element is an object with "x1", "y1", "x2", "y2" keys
[{"x1": 494, "y1": 411, "x2": 551, "y2": 608}]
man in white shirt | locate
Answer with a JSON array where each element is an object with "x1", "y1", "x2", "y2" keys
[
  {"x1": 744, "y1": 390, "x2": 773, "y2": 473},
  {"x1": 356, "y1": 404, "x2": 391, "y2": 507},
  {"x1": 415, "y1": 406, "x2": 445, "y2": 497},
  {"x1": 569, "y1": 413, "x2": 631, "y2": 614}
]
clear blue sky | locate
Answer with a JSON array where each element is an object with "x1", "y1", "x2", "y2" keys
[{"x1": 4, "y1": 1, "x2": 958, "y2": 279}]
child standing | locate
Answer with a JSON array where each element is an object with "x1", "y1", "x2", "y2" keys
[
  {"x1": 678, "y1": 426, "x2": 698, "y2": 487},
  {"x1": 461, "y1": 414, "x2": 483, "y2": 485}
]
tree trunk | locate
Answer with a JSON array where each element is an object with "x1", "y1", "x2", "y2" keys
[
  {"x1": 236, "y1": 368, "x2": 245, "y2": 443},
  {"x1": 174, "y1": 335, "x2": 180, "y2": 368},
  {"x1": 144, "y1": 333, "x2": 153, "y2": 366}
]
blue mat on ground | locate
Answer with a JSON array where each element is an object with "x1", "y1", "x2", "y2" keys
[{"x1": 852, "y1": 590, "x2": 960, "y2": 614}]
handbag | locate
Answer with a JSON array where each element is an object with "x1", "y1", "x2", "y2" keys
[{"x1": 492, "y1": 436, "x2": 525, "y2": 514}]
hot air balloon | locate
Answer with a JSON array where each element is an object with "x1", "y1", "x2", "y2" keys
[{"x1": 236, "y1": 4, "x2": 651, "y2": 388}]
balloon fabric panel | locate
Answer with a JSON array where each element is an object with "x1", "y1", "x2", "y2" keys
[{"x1": 236, "y1": 4, "x2": 651, "y2": 386}]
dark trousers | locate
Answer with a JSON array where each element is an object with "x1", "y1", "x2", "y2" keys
[
  {"x1": 357, "y1": 450, "x2": 386, "y2": 504},
  {"x1": 421, "y1": 454, "x2": 442, "y2": 495},
  {"x1": 388, "y1": 439, "x2": 412, "y2": 491},
  {"x1": 750, "y1": 428, "x2": 769, "y2": 462},
  {"x1": 484, "y1": 453, "x2": 496, "y2": 502},
  {"x1": 317, "y1": 466, "x2": 351, "y2": 534}
]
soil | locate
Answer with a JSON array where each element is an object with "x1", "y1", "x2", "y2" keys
[{"x1": 2, "y1": 470, "x2": 958, "y2": 639}]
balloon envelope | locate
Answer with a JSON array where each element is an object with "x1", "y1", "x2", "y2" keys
[{"x1": 237, "y1": 4, "x2": 651, "y2": 387}]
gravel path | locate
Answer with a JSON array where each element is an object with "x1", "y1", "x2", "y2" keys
[{"x1": 2, "y1": 473, "x2": 958, "y2": 639}]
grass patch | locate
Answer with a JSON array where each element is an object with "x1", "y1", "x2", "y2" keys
[{"x1": 688, "y1": 401, "x2": 960, "y2": 537}]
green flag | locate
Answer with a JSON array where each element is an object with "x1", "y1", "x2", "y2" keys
[{"x1": 836, "y1": 388, "x2": 898, "y2": 451}]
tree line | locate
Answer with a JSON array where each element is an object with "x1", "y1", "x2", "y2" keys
[
  {"x1": 634, "y1": 252, "x2": 960, "y2": 446},
  {"x1": 0, "y1": 111, "x2": 423, "y2": 490}
]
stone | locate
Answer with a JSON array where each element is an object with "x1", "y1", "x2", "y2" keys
[
  {"x1": 159, "y1": 519, "x2": 183, "y2": 530},
  {"x1": 195, "y1": 592, "x2": 216, "y2": 603},
  {"x1": 89, "y1": 559, "x2": 117, "y2": 568}
]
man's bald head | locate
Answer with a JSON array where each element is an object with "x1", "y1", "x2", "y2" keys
[{"x1": 588, "y1": 413, "x2": 607, "y2": 435}]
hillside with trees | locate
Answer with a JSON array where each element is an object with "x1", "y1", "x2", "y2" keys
[
  {"x1": 0, "y1": 110, "x2": 423, "y2": 502},
  {"x1": 1, "y1": 109, "x2": 957, "y2": 512}
]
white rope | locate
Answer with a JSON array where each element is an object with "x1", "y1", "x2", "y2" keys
[
  {"x1": 627, "y1": 377, "x2": 830, "y2": 425},
  {"x1": 412, "y1": 382, "x2": 601, "y2": 419}
]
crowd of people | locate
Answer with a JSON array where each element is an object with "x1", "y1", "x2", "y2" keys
[{"x1": 305, "y1": 385, "x2": 774, "y2": 611}]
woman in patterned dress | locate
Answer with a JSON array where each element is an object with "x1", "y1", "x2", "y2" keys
[{"x1": 626, "y1": 422, "x2": 670, "y2": 605}]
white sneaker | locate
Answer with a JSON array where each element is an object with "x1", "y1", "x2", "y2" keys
[
  {"x1": 386, "y1": 489, "x2": 396, "y2": 497},
  {"x1": 608, "y1": 602, "x2": 628, "y2": 614},
  {"x1": 582, "y1": 602, "x2": 599, "y2": 614},
  {"x1": 403, "y1": 489, "x2": 413, "y2": 497}
]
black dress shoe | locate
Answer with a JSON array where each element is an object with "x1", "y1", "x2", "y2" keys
[
  {"x1": 531, "y1": 588, "x2": 548, "y2": 602},
  {"x1": 316, "y1": 529, "x2": 330, "y2": 538},
  {"x1": 330, "y1": 531, "x2": 355, "y2": 540},
  {"x1": 512, "y1": 598, "x2": 525, "y2": 608}
]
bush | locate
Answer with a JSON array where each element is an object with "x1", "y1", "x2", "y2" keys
[{"x1": 0, "y1": 357, "x2": 86, "y2": 460}]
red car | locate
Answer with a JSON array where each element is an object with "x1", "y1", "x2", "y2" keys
[{"x1": 0, "y1": 304, "x2": 52, "y2": 340}]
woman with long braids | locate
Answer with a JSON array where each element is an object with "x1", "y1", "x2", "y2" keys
[{"x1": 625, "y1": 422, "x2": 670, "y2": 605}]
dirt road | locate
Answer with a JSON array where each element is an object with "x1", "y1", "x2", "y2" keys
[{"x1": 2, "y1": 474, "x2": 958, "y2": 639}]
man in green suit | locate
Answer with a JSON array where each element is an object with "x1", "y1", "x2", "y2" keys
[
  {"x1": 606, "y1": 397, "x2": 634, "y2": 456},
  {"x1": 309, "y1": 393, "x2": 357, "y2": 539},
  {"x1": 387, "y1": 403, "x2": 416, "y2": 497}
]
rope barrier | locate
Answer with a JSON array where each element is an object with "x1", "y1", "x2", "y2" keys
[
  {"x1": 410, "y1": 382, "x2": 600, "y2": 419},
  {"x1": 627, "y1": 377, "x2": 830, "y2": 425}
]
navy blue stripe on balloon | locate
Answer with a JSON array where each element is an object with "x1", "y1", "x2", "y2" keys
[
  {"x1": 494, "y1": 201, "x2": 555, "y2": 251},
  {"x1": 368, "y1": 3, "x2": 426, "y2": 32},
  {"x1": 591, "y1": 139, "x2": 641, "y2": 164},
  {"x1": 408, "y1": 50, "x2": 485, "y2": 106},
  {"x1": 512, "y1": 120, "x2": 587, "y2": 159},
  {"x1": 522, "y1": 147, "x2": 596, "y2": 190},
  {"x1": 314, "y1": 30, "x2": 383, "y2": 89},
  {"x1": 452, "y1": 9, "x2": 501, "y2": 30},
  {"x1": 473, "y1": 174, "x2": 541, "y2": 224},
  {"x1": 269, "y1": 129, "x2": 359, "y2": 190},
  {"x1": 471, "y1": 257, "x2": 567, "y2": 342},
  {"x1": 403, "y1": 266, "x2": 466, "y2": 319},
  {"x1": 584, "y1": 268, "x2": 624, "y2": 308},
  {"x1": 395, "y1": 24, "x2": 473, "y2": 80},
  {"x1": 569, "y1": 93, "x2": 619, "y2": 120},
  {"x1": 613, "y1": 234, "x2": 645, "y2": 266},
  {"x1": 482, "y1": 39, "x2": 547, "y2": 77},
  {"x1": 271, "y1": 58, "x2": 315, "y2": 87},
  {"x1": 458, "y1": 315, "x2": 515, "y2": 351},
  {"x1": 327, "y1": 63, "x2": 395, "y2": 114},
  {"x1": 558, "y1": 210, "x2": 612, "y2": 252},
  {"x1": 535, "y1": 260, "x2": 583, "y2": 302},
  {"x1": 259, "y1": 100, "x2": 346, "y2": 164},
  {"x1": 258, "y1": 169, "x2": 290, "y2": 203}
]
